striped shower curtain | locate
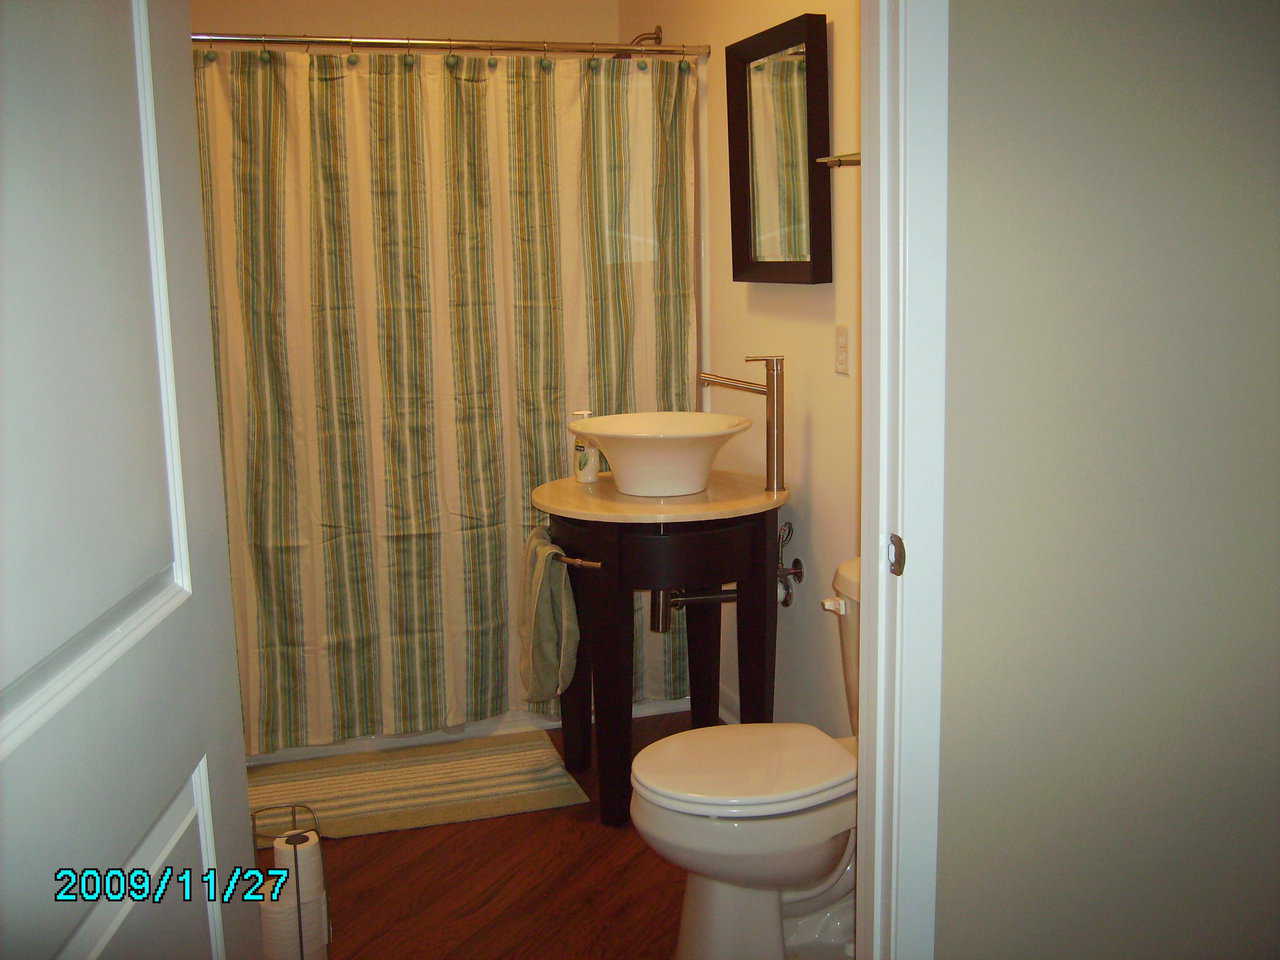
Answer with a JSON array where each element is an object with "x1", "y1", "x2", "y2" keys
[{"x1": 193, "y1": 50, "x2": 698, "y2": 755}]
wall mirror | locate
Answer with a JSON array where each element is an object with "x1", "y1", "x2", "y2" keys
[{"x1": 726, "y1": 14, "x2": 831, "y2": 283}]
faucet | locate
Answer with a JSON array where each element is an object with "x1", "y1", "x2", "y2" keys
[{"x1": 697, "y1": 355, "x2": 784, "y2": 492}]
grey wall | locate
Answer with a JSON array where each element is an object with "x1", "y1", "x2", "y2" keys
[{"x1": 937, "y1": 3, "x2": 1280, "y2": 958}]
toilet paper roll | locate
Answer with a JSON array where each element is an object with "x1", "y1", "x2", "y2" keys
[
  {"x1": 272, "y1": 830, "x2": 325, "y2": 902},
  {"x1": 261, "y1": 893, "x2": 327, "y2": 960}
]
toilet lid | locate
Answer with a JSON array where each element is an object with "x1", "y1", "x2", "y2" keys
[{"x1": 631, "y1": 723, "x2": 857, "y2": 818}]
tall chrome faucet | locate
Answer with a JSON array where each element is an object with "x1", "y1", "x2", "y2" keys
[{"x1": 697, "y1": 355, "x2": 784, "y2": 492}]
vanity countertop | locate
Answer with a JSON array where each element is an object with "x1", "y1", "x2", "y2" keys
[{"x1": 532, "y1": 470, "x2": 789, "y2": 524}]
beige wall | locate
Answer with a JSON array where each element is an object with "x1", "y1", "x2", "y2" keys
[
  {"x1": 938, "y1": 2, "x2": 1280, "y2": 957},
  {"x1": 190, "y1": 0, "x2": 621, "y2": 45},
  {"x1": 619, "y1": 3, "x2": 861, "y2": 735}
]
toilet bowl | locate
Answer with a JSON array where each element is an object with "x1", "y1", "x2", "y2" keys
[{"x1": 630, "y1": 559, "x2": 860, "y2": 960}]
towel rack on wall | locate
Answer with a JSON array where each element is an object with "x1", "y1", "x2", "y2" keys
[{"x1": 555, "y1": 554, "x2": 603, "y2": 570}]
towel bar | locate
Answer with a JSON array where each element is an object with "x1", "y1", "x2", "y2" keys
[
  {"x1": 556, "y1": 554, "x2": 603, "y2": 570},
  {"x1": 816, "y1": 152, "x2": 861, "y2": 167}
]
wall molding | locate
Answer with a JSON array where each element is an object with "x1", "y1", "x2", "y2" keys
[
  {"x1": 131, "y1": 0, "x2": 191, "y2": 591},
  {"x1": 0, "y1": 0, "x2": 194, "y2": 764},
  {"x1": 56, "y1": 756, "x2": 223, "y2": 959},
  {"x1": 0, "y1": 573, "x2": 189, "y2": 762},
  {"x1": 192, "y1": 755, "x2": 227, "y2": 960}
]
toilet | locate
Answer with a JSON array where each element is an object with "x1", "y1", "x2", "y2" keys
[{"x1": 631, "y1": 559, "x2": 861, "y2": 960}]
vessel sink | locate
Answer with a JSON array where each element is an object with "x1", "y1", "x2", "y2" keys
[{"x1": 569, "y1": 412, "x2": 751, "y2": 497}]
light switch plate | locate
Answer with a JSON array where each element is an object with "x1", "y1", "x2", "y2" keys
[{"x1": 834, "y1": 324, "x2": 850, "y2": 375}]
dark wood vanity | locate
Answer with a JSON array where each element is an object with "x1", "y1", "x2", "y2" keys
[{"x1": 533, "y1": 472, "x2": 786, "y2": 825}]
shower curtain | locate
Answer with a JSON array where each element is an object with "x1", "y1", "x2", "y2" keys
[{"x1": 193, "y1": 50, "x2": 698, "y2": 755}]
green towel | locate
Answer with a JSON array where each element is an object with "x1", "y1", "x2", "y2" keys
[{"x1": 519, "y1": 527, "x2": 581, "y2": 704}]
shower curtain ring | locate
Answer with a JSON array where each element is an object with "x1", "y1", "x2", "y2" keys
[
  {"x1": 347, "y1": 37, "x2": 358, "y2": 66},
  {"x1": 259, "y1": 36, "x2": 270, "y2": 64},
  {"x1": 403, "y1": 38, "x2": 415, "y2": 69}
]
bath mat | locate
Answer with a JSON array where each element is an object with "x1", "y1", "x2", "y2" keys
[{"x1": 247, "y1": 730, "x2": 588, "y2": 847}]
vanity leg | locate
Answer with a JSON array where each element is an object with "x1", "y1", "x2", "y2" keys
[
  {"x1": 737, "y1": 510, "x2": 778, "y2": 723},
  {"x1": 558, "y1": 634, "x2": 592, "y2": 773},
  {"x1": 591, "y1": 585, "x2": 636, "y2": 826},
  {"x1": 684, "y1": 593, "x2": 722, "y2": 728}
]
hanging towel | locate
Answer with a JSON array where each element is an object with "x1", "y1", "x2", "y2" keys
[{"x1": 519, "y1": 527, "x2": 581, "y2": 704}]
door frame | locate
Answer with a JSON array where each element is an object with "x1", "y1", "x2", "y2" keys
[{"x1": 857, "y1": 0, "x2": 949, "y2": 957}]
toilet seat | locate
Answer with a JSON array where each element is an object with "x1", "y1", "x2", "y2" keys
[{"x1": 631, "y1": 723, "x2": 857, "y2": 818}]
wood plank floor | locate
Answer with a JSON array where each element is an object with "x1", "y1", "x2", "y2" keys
[{"x1": 257, "y1": 712, "x2": 693, "y2": 959}]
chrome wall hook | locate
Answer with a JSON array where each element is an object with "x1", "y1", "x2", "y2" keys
[
  {"x1": 778, "y1": 558, "x2": 804, "y2": 607},
  {"x1": 776, "y1": 521, "x2": 803, "y2": 607}
]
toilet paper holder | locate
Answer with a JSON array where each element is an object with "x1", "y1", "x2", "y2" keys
[
  {"x1": 253, "y1": 803, "x2": 329, "y2": 960},
  {"x1": 251, "y1": 802, "x2": 321, "y2": 848}
]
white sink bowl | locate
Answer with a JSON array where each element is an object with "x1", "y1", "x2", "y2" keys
[{"x1": 569, "y1": 412, "x2": 751, "y2": 497}]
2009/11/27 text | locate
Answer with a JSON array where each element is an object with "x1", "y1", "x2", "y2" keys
[{"x1": 53, "y1": 867, "x2": 290, "y2": 903}]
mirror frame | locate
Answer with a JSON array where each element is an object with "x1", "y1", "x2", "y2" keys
[{"x1": 726, "y1": 13, "x2": 832, "y2": 284}]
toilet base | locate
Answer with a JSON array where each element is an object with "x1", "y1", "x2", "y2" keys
[
  {"x1": 784, "y1": 892, "x2": 854, "y2": 959},
  {"x1": 674, "y1": 875, "x2": 786, "y2": 960},
  {"x1": 783, "y1": 940, "x2": 854, "y2": 960}
]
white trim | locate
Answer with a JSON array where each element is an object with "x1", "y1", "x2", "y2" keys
[
  {"x1": 858, "y1": 1, "x2": 948, "y2": 958},
  {"x1": 130, "y1": 0, "x2": 191, "y2": 591},
  {"x1": 0, "y1": 0, "x2": 197, "y2": 765},
  {"x1": 58, "y1": 760, "x2": 214, "y2": 959},
  {"x1": 0, "y1": 577, "x2": 189, "y2": 762},
  {"x1": 695, "y1": 59, "x2": 712, "y2": 409},
  {"x1": 191, "y1": 755, "x2": 228, "y2": 960}
]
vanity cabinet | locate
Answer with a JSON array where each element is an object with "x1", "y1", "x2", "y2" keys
[{"x1": 533, "y1": 472, "x2": 787, "y2": 825}]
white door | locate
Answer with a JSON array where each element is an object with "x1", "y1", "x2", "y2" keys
[{"x1": 0, "y1": 0, "x2": 258, "y2": 956}]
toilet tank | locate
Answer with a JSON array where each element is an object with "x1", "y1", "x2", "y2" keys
[{"x1": 829, "y1": 559, "x2": 861, "y2": 736}]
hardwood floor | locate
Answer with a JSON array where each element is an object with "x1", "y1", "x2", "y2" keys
[{"x1": 258, "y1": 712, "x2": 694, "y2": 959}]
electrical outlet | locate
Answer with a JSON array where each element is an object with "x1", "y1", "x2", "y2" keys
[{"x1": 834, "y1": 324, "x2": 850, "y2": 375}]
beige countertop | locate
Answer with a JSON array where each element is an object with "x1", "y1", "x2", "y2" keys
[{"x1": 532, "y1": 470, "x2": 789, "y2": 524}]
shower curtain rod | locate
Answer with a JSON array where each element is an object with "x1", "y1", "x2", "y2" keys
[{"x1": 192, "y1": 32, "x2": 711, "y2": 59}]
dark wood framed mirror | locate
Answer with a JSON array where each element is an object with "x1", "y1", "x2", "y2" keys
[{"x1": 726, "y1": 14, "x2": 831, "y2": 284}]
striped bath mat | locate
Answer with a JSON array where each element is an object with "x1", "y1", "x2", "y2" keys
[{"x1": 248, "y1": 730, "x2": 587, "y2": 846}]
